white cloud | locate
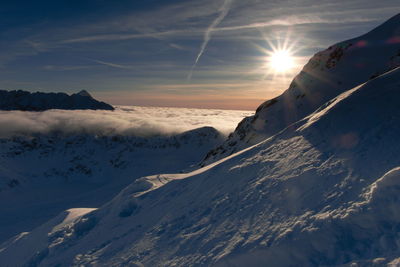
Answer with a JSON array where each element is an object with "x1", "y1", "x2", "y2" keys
[{"x1": 0, "y1": 106, "x2": 253, "y2": 138}]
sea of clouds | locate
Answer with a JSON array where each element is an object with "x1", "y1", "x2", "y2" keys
[{"x1": 0, "y1": 106, "x2": 253, "y2": 138}]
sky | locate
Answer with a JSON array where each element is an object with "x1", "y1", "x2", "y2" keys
[{"x1": 0, "y1": 0, "x2": 399, "y2": 110}]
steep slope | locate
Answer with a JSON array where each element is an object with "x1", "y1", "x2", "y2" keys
[
  {"x1": 202, "y1": 13, "x2": 400, "y2": 165},
  {"x1": 0, "y1": 89, "x2": 114, "y2": 110},
  {"x1": 2, "y1": 67, "x2": 400, "y2": 266},
  {"x1": 0, "y1": 126, "x2": 224, "y2": 243}
]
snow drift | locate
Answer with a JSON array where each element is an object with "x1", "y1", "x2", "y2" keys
[{"x1": 0, "y1": 126, "x2": 226, "y2": 243}]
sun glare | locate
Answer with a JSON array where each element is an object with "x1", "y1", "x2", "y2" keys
[
  {"x1": 251, "y1": 31, "x2": 302, "y2": 81},
  {"x1": 269, "y1": 50, "x2": 294, "y2": 73}
]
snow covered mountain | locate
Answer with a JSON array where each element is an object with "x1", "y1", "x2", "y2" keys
[
  {"x1": 0, "y1": 126, "x2": 224, "y2": 243},
  {"x1": 2, "y1": 14, "x2": 400, "y2": 267},
  {"x1": 201, "y1": 13, "x2": 400, "y2": 165},
  {"x1": 0, "y1": 89, "x2": 114, "y2": 111},
  {"x1": 2, "y1": 65, "x2": 400, "y2": 266}
]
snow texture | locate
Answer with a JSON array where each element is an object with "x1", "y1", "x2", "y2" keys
[
  {"x1": 2, "y1": 64, "x2": 400, "y2": 267},
  {"x1": 0, "y1": 106, "x2": 251, "y2": 242},
  {"x1": 0, "y1": 126, "x2": 226, "y2": 243}
]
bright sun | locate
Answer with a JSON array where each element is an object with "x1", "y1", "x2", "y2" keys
[
  {"x1": 254, "y1": 32, "x2": 301, "y2": 79},
  {"x1": 269, "y1": 50, "x2": 294, "y2": 73}
]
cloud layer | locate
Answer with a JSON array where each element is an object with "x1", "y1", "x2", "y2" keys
[{"x1": 0, "y1": 106, "x2": 253, "y2": 138}]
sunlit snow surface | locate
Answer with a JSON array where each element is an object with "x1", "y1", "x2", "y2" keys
[
  {"x1": 202, "y1": 13, "x2": 400, "y2": 165},
  {"x1": 0, "y1": 105, "x2": 253, "y2": 138}
]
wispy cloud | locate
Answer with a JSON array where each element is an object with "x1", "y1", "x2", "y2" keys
[
  {"x1": 56, "y1": 8, "x2": 384, "y2": 47},
  {"x1": 43, "y1": 65, "x2": 93, "y2": 71},
  {"x1": 188, "y1": 0, "x2": 233, "y2": 80},
  {"x1": 90, "y1": 59, "x2": 132, "y2": 69},
  {"x1": 168, "y1": 43, "x2": 187, "y2": 50},
  {"x1": 212, "y1": 16, "x2": 378, "y2": 32},
  {"x1": 60, "y1": 30, "x2": 189, "y2": 44}
]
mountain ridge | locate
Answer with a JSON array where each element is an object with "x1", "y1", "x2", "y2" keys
[
  {"x1": 2, "y1": 66, "x2": 400, "y2": 266},
  {"x1": 2, "y1": 13, "x2": 400, "y2": 267},
  {"x1": 0, "y1": 126, "x2": 224, "y2": 243},
  {"x1": 0, "y1": 89, "x2": 114, "y2": 111},
  {"x1": 201, "y1": 12, "x2": 400, "y2": 165}
]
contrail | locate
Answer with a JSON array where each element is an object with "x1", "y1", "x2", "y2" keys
[
  {"x1": 87, "y1": 58, "x2": 132, "y2": 69},
  {"x1": 188, "y1": 0, "x2": 233, "y2": 80}
]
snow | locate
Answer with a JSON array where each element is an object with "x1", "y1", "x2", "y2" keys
[
  {"x1": 0, "y1": 105, "x2": 252, "y2": 243},
  {"x1": 1, "y1": 13, "x2": 400, "y2": 267},
  {"x1": 0, "y1": 125, "x2": 226, "y2": 243},
  {"x1": 2, "y1": 66, "x2": 400, "y2": 266},
  {"x1": 0, "y1": 106, "x2": 251, "y2": 243},
  {"x1": 202, "y1": 13, "x2": 400, "y2": 165},
  {"x1": 0, "y1": 208, "x2": 95, "y2": 267}
]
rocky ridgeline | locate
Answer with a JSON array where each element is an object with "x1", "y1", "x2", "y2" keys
[{"x1": 0, "y1": 89, "x2": 114, "y2": 111}]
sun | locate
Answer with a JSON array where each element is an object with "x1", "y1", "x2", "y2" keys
[
  {"x1": 269, "y1": 50, "x2": 294, "y2": 73},
  {"x1": 251, "y1": 30, "x2": 303, "y2": 80}
]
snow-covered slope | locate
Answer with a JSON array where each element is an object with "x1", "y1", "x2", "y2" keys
[
  {"x1": 3, "y1": 66, "x2": 400, "y2": 266},
  {"x1": 201, "y1": 13, "x2": 400, "y2": 165},
  {"x1": 0, "y1": 89, "x2": 114, "y2": 110},
  {"x1": 0, "y1": 126, "x2": 224, "y2": 243}
]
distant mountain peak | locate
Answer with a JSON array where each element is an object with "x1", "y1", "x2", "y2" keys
[
  {"x1": 75, "y1": 90, "x2": 92, "y2": 98},
  {"x1": 0, "y1": 89, "x2": 114, "y2": 111}
]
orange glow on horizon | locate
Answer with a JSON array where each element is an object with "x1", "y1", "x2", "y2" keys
[{"x1": 94, "y1": 90, "x2": 281, "y2": 111}]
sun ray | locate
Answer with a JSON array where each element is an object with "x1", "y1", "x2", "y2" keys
[{"x1": 253, "y1": 30, "x2": 304, "y2": 81}]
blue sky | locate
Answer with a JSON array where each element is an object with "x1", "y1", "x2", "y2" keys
[{"x1": 1, "y1": 0, "x2": 399, "y2": 109}]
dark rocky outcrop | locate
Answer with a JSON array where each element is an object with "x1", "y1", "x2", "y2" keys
[{"x1": 0, "y1": 89, "x2": 114, "y2": 111}]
